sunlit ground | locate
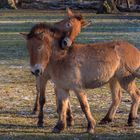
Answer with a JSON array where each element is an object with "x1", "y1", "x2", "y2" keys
[{"x1": 0, "y1": 10, "x2": 140, "y2": 139}]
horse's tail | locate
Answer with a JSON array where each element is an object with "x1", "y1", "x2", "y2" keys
[{"x1": 125, "y1": 64, "x2": 140, "y2": 78}]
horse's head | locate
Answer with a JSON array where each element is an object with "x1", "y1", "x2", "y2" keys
[
  {"x1": 21, "y1": 23, "x2": 72, "y2": 77},
  {"x1": 21, "y1": 9, "x2": 91, "y2": 77},
  {"x1": 21, "y1": 24, "x2": 57, "y2": 76},
  {"x1": 60, "y1": 8, "x2": 91, "y2": 49}
]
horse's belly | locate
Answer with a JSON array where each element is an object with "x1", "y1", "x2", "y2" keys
[
  {"x1": 84, "y1": 80, "x2": 107, "y2": 89},
  {"x1": 82, "y1": 65, "x2": 116, "y2": 89},
  {"x1": 51, "y1": 74, "x2": 82, "y2": 90}
]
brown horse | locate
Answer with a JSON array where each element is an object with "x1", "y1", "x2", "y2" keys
[
  {"x1": 21, "y1": 9, "x2": 90, "y2": 128},
  {"x1": 23, "y1": 17, "x2": 140, "y2": 134},
  {"x1": 30, "y1": 8, "x2": 90, "y2": 115}
]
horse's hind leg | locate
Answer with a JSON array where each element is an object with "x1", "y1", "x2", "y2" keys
[
  {"x1": 120, "y1": 79, "x2": 140, "y2": 126},
  {"x1": 74, "y1": 90, "x2": 96, "y2": 134},
  {"x1": 100, "y1": 78, "x2": 122, "y2": 124}
]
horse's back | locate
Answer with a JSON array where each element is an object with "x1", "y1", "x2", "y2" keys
[
  {"x1": 71, "y1": 40, "x2": 140, "y2": 88},
  {"x1": 71, "y1": 41, "x2": 121, "y2": 88},
  {"x1": 115, "y1": 41, "x2": 140, "y2": 68},
  {"x1": 52, "y1": 40, "x2": 140, "y2": 89},
  {"x1": 73, "y1": 40, "x2": 140, "y2": 69}
]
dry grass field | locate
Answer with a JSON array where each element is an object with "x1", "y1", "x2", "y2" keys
[{"x1": 0, "y1": 10, "x2": 140, "y2": 139}]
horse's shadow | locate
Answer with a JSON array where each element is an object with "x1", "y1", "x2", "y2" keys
[
  {"x1": 0, "y1": 110, "x2": 56, "y2": 131},
  {"x1": 0, "y1": 110, "x2": 38, "y2": 118},
  {"x1": 0, "y1": 123, "x2": 37, "y2": 129}
]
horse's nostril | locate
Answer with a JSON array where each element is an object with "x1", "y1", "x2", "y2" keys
[
  {"x1": 61, "y1": 37, "x2": 72, "y2": 49},
  {"x1": 63, "y1": 40, "x2": 67, "y2": 46},
  {"x1": 62, "y1": 40, "x2": 68, "y2": 49},
  {"x1": 31, "y1": 71, "x2": 34, "y2": 75},
  {"x1": 35, "y1": 69, "x2": 40, "y2": 76},
  {"x1": 31, "y1": 69, "x2": 41, "y2": 77}
]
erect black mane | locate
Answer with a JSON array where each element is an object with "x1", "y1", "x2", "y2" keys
[
  {"x1": 73, "y1": 15, "x2": 83, "y2": 21},
  {"x1": 27, "y1": 23, "x2": 65, "y2": 39}
]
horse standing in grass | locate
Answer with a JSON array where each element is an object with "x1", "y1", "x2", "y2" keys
[
  {"x1": 22, "y1": 10, "x2": 140, "y2": 134},
  {"x1": 30, "y1": 8, "x2": 89, "y2": 116},
  {"x1": 21, "y1": 9, "x2": 90, "y2": 128}
]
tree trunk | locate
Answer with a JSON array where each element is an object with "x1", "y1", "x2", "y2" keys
[
  {"x1": 116, "y1": 0, "x2": 122, "y2": 5},
  {"x1": 0, "y1": 0, "x2": 17, "y2": 9},
  {"x1": 126, "y1": 0, "x2": 130, "y2": 9},
  {"x1": 97, "y1": 0, "x2": 119, "y2": 14}
]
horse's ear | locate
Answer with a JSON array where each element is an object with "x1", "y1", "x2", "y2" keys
[
  {"x1": 81, "y1": 20, "x2": 92, "y2": 28},
  {"x1": 66, "y1": 7, "x2": 74, "y2": 17},
  {"x1": 20, "y1": 33, "x2": 28, "y2": 40},
  {"x1": 36, "y1": 32, "x2": 45, "y2": 40}
]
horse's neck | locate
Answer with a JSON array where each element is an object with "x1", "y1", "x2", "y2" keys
[
  {"x1": 50, "y1": 25, "x2": 65, "y2": 40},
  {"x1": 51, "y1": 47, "x2": 69, "y2": 63},
  {"x1": 49, "y1": 41, "x2": 70, "y2": 68}
]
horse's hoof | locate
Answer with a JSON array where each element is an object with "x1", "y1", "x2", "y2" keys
[
  {"x1": 52, "y1": 122, "x2": 65, "y2": 133},
  {"x1": 127, "y1": 120, "x2": 135, "y2": 126},
  {"x1": 67, "y1": 120, "x2": 74, "y2": 127},
  {"x1": 127, "y1": 116, "x2": 139, "y2": 127},
  {"x1": 87, "y1": 122, "x2": 95, "y2": 134},
  {"x1": 31, "y1": 111, "x2": 37, "y2": 115},
  {"x1": 99, "y1": 118, "x2": 112, "y2": 125},
  {"x1": 37, "y1": 125, "x2": 44, "y2": 128},
  {"x1": 87, "y1": 128, "x2": 94, "y2": 134},
  {"x1": 128, "y1": 122, "x2": 134, "y2": 126},
  {"x1": 52, "y1": 127, "x2": 61, "y2": 133},
  {"x1": 37, "y1": 122, "x2": 44, "y2": 128},
  {"x1": 99, "y1": 120, "x2": 108, "y2": 125}
]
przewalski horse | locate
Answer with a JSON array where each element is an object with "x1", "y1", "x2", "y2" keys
[
  {"x1": 30, "y1": 8, "x2": 90, "y2": 115},
  {"x1": 23, "y1": 20, "x2": 140, "y2": 134},
  {"x1": 21, "y1": 9, "x2": 91, "y2": 129}
]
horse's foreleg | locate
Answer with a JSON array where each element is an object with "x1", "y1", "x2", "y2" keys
[
  {"x1": 53, "y1": 88, "x2": 69, "y2": 133},
  {"x1": 100, "y1": 78, "x2": 122, "y2": 124},
  {"x1": 32, "y1": 84, "x2": 39, "y2": 115},
  {"x1": 37, "y1": 76, "x2": 47, "y2": 127},
  {"x1": 74, "y1": 90, "x2": 96, "y2": 134}
]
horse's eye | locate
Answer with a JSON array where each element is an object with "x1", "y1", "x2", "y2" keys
[
  {"x1": 65, "y1": 22, "x2": 72, "y2": 28},
  {"x1": 38, "y1": 45, "x2": 43, "y2": 51}
]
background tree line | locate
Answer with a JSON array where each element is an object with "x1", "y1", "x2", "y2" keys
[{"x1": 0, "y1": 0, "x2": 140, "y2": 13}]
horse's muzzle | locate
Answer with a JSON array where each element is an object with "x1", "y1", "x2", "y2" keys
[
  {"x1": 31, "y1": 69, "x2": 42, "y2": 77},
  {"x1": 61, "y1": 37, "x2": 72, "y2": 49},
  {"x1": 31, "y1": 64, "x2": 42, "y2": 77}
]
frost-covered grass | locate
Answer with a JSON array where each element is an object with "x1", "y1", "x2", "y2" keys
[{"x1": 0, "y1": 10, "x2": 140, "y2": 140}]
